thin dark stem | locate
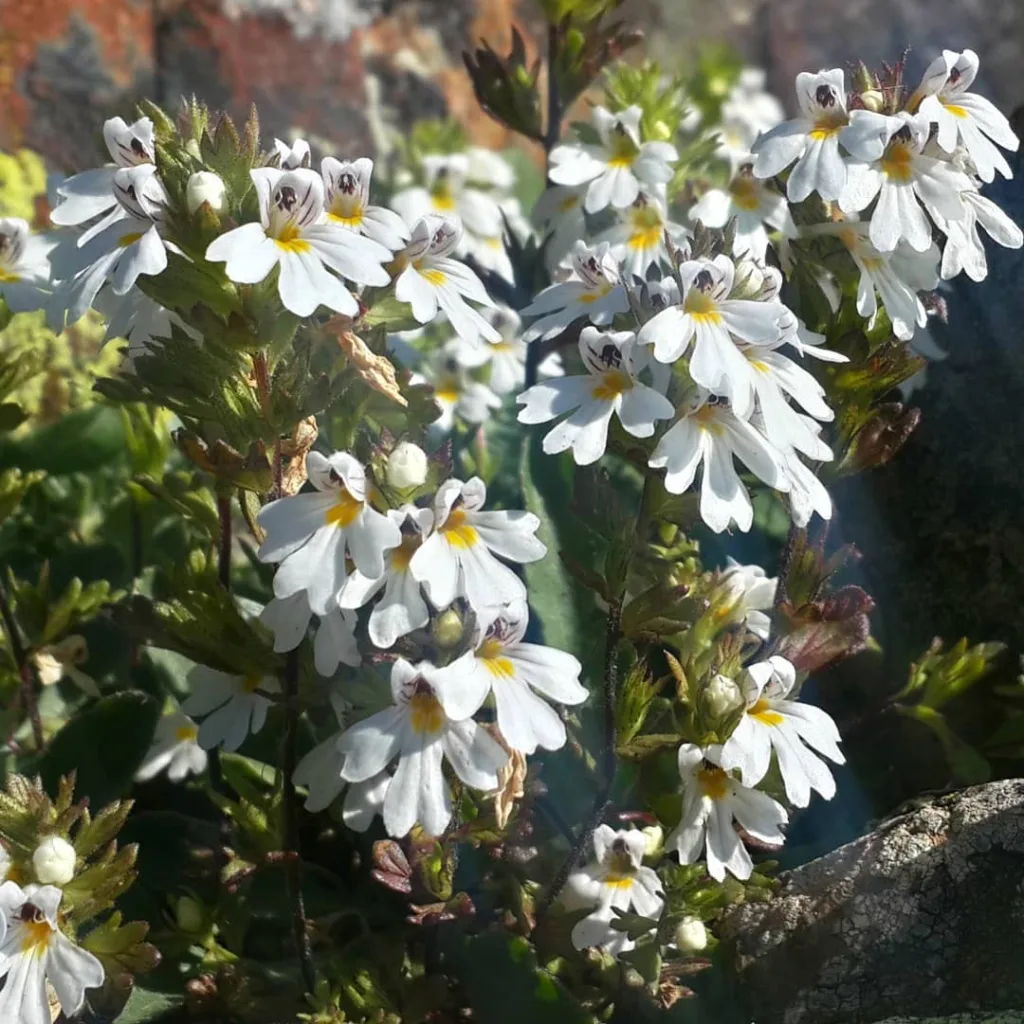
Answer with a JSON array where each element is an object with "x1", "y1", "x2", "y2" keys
[
  {"x1": 773, "y1": 522, "x2": 800, "y2": 614},
  {"x1": 535, "y1": 599, "x2": 622, "y2": 921},
  {"x1": 252, "y1": 351, "x2": 282, "y2": 499},
  {"x1": 0, "y1": 575, "x2": 43, "y2": 750},
  {"x1": 282, "y1": 648, "x2": 316, "y2": 994},
  {"x1": 217, "y1": 493, "x2": 233, "y2": 590},
  {"x1": 526, "y1": 23, "x2": 564, "y2": 391}
]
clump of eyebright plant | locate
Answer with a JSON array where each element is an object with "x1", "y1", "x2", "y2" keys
[{"x1": 0, "y1": 0, "x2": 1018, "y2": 1017}]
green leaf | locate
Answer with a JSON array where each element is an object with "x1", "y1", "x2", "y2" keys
[
  {"x1": 361, "y1": 293, "x2": 420, "y2": 332},
  {"x1": 39, "y1": 691, "x2": 161, "y2": 807},
  {"x1": 0, "y1": 405, "x2": 126, "y2": 475},
  {"x1": 114, "y1": 984, "x2": 184, "y2": 1023},
  {"x1": 897, "y1": 703, "x2": 992, "y2": 785}
]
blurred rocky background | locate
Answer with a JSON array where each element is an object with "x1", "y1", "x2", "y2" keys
[{"x1": 3, "y1": 0, "x2": 1024, "y2": 831}]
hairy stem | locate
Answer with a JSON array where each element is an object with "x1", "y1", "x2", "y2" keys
[
  {"x1": 0, "y1": 574, "x2": 43, "y2": 750},
  {"x1": 282, "y1": 648, "x2": 316, "y2": 993},
  {"x1": 526, "y1": 23, "x2": 564, "y2": 391},
  {"x1": 252, "y1": 351, "x2": 282, "y2": 497},
  {"x1": 217, "y1": 493, "x2": 233, "y2": 590}
]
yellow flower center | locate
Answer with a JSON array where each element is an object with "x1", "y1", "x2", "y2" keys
[
  {"x1": 440, "y1": 508, "x2": 478, "y2": 549},
  {"x1": 693, "y1": 404, "x2": 725, "y2": 435},
  {"x1": 603, "y1": 873, "x2": 635, "y2": 889},
  {"x1": 241, "y1": 674, "x2": 262, "y2": 693},
  {"x1": 684, "y1": 288, "x2": 722, "y2": 324},
  {"x1": 0, "y1": 268, "x2": 20, "y2": 283},
  {"x1": 20, "y1": 918, "x2": 53, "y2": 957},
  {"x1": 808, "y1": 120, "x2": 843, "y2": 142},
  {"x1": 607, "y1": 128, "x2": 640, "y2": 168},
  {"x1": 274, "y1": 223, "x2": 311, "y2": 254},
  {"x1": 729, "y1": 176, "x2": 761, "y2": 212},
  {"x1": 430, "y1": 184, "x2": 457, "y2": 211},
  {"x1": 944, "y1": 103, "x2": 968, "y2": 119},
  {"x1": 696, "y1": 764, "x2": 730, "y2": 800},
  {"x1": 390, "y1": 535, "x2": 420, "y2": 572},
  {"x1": 118, "y1": 231, "x2": 144, "y2": 248},
  {"x1": 408, "y1": 691, "x2": 445, "y2": 734},
  {"x1": 604, "y1": 847, "x2": 636, "y2": 886},
  {"x1": 327, "y1": 203, "x2": 364, "y2": 227},
  {"x1": 175, "y1": 724, "x2": 198, "y2": 742},
  {"x1": 421, "y1": 267, "x2": 447, "y2": 287},
  {"x1": 591, "y1": 369, "x2": 631, "y2": 401},
  {"x1": 749, "y1": 697, "x2": 784, "y2": 726},
  {"x1": 478, "y1": 637, "x2": 515, "y2": 679},
  {"x1": 578, "y1": 283, "x2": 612, "y2": 305},
  {"x1": 325, "y1": 488, "x2": 363, "y2": 528},
  {"x1": 627, "y1": 205, "x2": 664, "y2": 251},
  {"x1": 435, "y1": 386, "x2": 459, "y2": 405},
  {"x1": 880, "y1": 143, "x2": 915, "y2": 183}
]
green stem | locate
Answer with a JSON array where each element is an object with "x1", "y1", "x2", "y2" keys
[{"x1": 0, "y1": 574, "x2": 43, "y2": 750}]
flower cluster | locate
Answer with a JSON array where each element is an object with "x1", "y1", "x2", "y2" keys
[
  {"x1": 172, "y1": 447, "x2": 588, "y2": 838},
  {"x1": 565, "y1": 562, "x2": 845, "y2": 956}
]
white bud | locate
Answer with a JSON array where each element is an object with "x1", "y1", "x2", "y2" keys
[
  {"x1": 186, "y1": 171, "x2": 227, "y2": 215},
  {"x1": 641, "y1": 824, "x2": 663, "y2": 858},
  {"x1": 675, "y1": 915, "x2": 708, "y2": 952},
  {"x1": 859, "y1": 89, "x2": 885, "y2": 113},
  {"x1": 386, "y1": 442, "x2": 428, "y2": 489},
  {"x1": 705, "y1": 673, "x2": 743, "y2": 718},
  {"x1": 32, "y1": 835, "x2": 77, "y2": 886}
]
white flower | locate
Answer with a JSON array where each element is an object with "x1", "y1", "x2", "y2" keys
[
  {"x1": 838, "y1": 113, "x2": 972, "y2": 253},
  {"x1": 751, "y1": 69, "x2": 892, "y2": 202},
  {"x1": 321, "y1": 156, "x2": 409, "y2": 250},
  {"x1": 777, "y1": 421, "x2": 834, "y2": 527},
  {"x1": 338, "y1": 658, "x2": 507, "y2": 837},
  {"x1": 51, "y1": 164, "x2": 171, "y2": 328},
  {"x1": 691, "y1": 169, "x2": 795, "y2": 262},
  {"x1": 648, "y1": 392, "x2": 790, "y2": 533},
  {"x1": 638, "y1": 255, "x2": 783, "y2": 416},
  {"x1": 563, "y1": 826, "x2": 664, "y2": 956},
  {"x1": 451, "y1": 307, "x2": 563, "y2": 396},
  {"x1": 716, "y1": 559, "x2": 777, "y2": 640},
  {"x1": 418, "y1": 340, "x2": 502, "y2": 431},
  {"x1": 743, "y1": 345, "x2": 834, "y2": 461},
  {"x1": 206, "y1": 167, "x2": 392, "y2": 317},
  {"x1": 94, "y1": 287, "x2": 185, "y2": 366},
  {"x1": 181, "y1": 664, "x2": 280, "y2": 752},
  {"x1": 717, "y1": 68, "x2": 785, "y2": 169},
  {"x1": 461, "y1": 196, "x2": 528, "y2": 284},
  {"x1": 935, "y1": 186, "x2": 1023, "y2": 282},
  {"x1": 186, "y1": 170, "x2": 227, "y2": 214},
  {"x1": 0, "y1": 881, "x2": 105, "y2": 1024},
  {"x1": 549, "y1": 105, "x2": 678, "y2": 214},
  {"x1": 135, "y1": 709, "x2": 209, "y2": 782},
  {"x1": 275, "y1": 136, "x2": 311, "y2": 169},
  {"x1": 719, "y1": 655, "x2": 844, "y2": 807},
  {"x1": 517, "y1": 326, "x2": 674, "y2": 466},
  {"x1": 913, "y1": 49, "x2": 1019, "y2": 182},
  {"x1": 387, "y1": 441, "x2": 429, "y2": 489},
  {"x1": 827, "y1": 219, "x2": 938, "y2": 340},
  {"x1": 409, "y1": 476, "x2": 544, "y2": 619},
  {"x1": 533, "y1": 184, "x2": 587, "y2": 272},
  {"x1": 596, "y1": 189, "x2": 684, "y2": 278},
  {"x1": 392, "y1": 153, "x2": 505, "y2": 242},
  {"x1": 667, "y1": 743, "x2": 787, "y2": 881},
  {"x1": 521, "y1": 241, "x2": 629, "y2": 343},
  {"x1": 0, "y1": 218, "x2": 53, "y2": 313},
  {"x1": 31, "y1": 837, "x2": 76, "y2": 887},
  {"x1": 339, "y1": 506, "x2": 433, "y2": 649},
  {"x1": 432, "y1": 601, "x2": 586, "y2": 755},
  {"x1": 292, "y1": 697, "x2": 391, "y2": 823},
  {"x1": 259, "y1": 587, "x2": 363, "y2": 676},
  {"x1": 675, "y1": 915, "x2": 708, "y2": 953},
  {"x1": 257, "y1": 451, "x2": 402, "y2": 615},
  {"x1": 50, "y1": 116, "x2": 155, "y2": 229},
  {"x1": 704, "y1": 673, "x2": 744, "y2": 718},
  {"x1": 395, "y1": 215, "x2": 500, "y2": 346}
]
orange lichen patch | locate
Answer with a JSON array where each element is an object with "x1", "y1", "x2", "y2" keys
[{"x1": 0, "y1": 0, "x2": 154, "y2": 154}]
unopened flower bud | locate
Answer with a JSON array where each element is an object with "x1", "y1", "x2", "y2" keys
[
  {"x1": 641, "y1": 824, "x2": 663, "y2": 858},
  {"x1": 434, "y1": 608, "x2": 464, "y2": 649},
  {"x1": 32, "y1": 835, "x2": 76, "y2": 886},
  {"x1": 859, "y1": 89, "x2": 885, "y2": 112},
  {"x1": 651, "y1": 119, "x2": 672, "y2": 141},
  {"x1": 176, "y1": 895, "x2": 205, "y2": 933},
  {"x1": 675, "y1": 915, "x2": 707, "y2": 952},
  {"x1": 705, "y1": 673, "x2": 743, "y2": 717},
  {"x1": 386, "y1": 442, "x2": 428, "y2": 489},
  {"x1": 186, "y1": 171, "x2": 227, "y2": 215}
]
